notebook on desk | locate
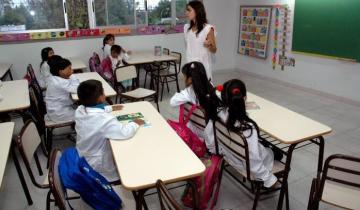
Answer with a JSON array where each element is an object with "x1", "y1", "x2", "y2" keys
[{"x1": 116, "y1": 112, "x2": 151, "y2": 127}]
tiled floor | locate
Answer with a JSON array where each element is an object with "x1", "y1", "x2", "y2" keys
[{"x1": 1, "y1": 70, "x2": 359, "y2": 210}]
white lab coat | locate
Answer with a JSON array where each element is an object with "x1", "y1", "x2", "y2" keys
[
  {"x1": 103, "y1": 44, "x2": 111, "y2": 59},
  {"x1": 170, "y1": 86, "x2": 206, "y2": 139},
  {"x1": 205, "y1": 108, "x2": 277, "y2": 188},
  {"x1": 75, "y1": 105, "x2": 139, "y2": 182},
  {"x1": 39, "y1": 62, "x2": 51, "y2": 89},
  {"x1": 45, "y1": 75, "x2": 79, "y2": 123}
]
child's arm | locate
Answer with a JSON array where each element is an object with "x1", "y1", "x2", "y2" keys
[
  {"x1": 62, "y1": 75, "x2": 79, "y2": 93},
  {"x1": 105, "y1": 118, "x2": 140, "y2": 140},
  {"x1": 170, "y1": 87, "x2": 197, "y2": 107}
]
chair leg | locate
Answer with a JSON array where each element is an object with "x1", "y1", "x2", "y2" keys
[
  {"x1": 160, "y1": 77, "x2": 165, "y2": 102},
  {"x1": 46, "y1": 190, "x2": 51, "y2": 210},
  {"x1": 252, "y1": 182, "x2": 262, "y2": 210},
  {"x1": 165, "y1": 77, "x2": 169, "y2": 93},
  {"x1": 155, "y1": 95, "x2": 160, "y2": 112},
  {"x1": 46, "y1": 128, "x2": 53, "y2": 153},
  {"x1": 285, "y1": 182, "x2": 290, "y2": 210},
  {"x1": 34, "y1": 152, "x2": 43, "y2": 176},
  {"x1": 144, "y1": 71, "x2": 148, "y2": 88}
]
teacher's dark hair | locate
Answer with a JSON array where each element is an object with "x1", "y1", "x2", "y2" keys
[{"x1": 187, "y1": 1, "x2": 208, "y2": 36}]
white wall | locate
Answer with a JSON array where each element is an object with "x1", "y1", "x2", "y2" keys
[
  {"x1": 0, "y1": 0, "x2": 237, "y2": 81},
  {"x1": 204, "y1": 0, "x2": 238, "y2": 71},
  {"x1": 0, "y1": 33, "x2": 185, "y2": 80},
  {"x1": 234, "y1": 0, "x2": 360, "y2": 103}
]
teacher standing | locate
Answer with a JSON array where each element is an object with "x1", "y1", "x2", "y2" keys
[{"x1": 184, "y1": 1, "x2": 217, "y2": 81}]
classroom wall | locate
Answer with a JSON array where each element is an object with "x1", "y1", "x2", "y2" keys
[
  {"x1": 235, "y1": 0, "x2": 360, "y2": 103},
  {"x1": 0, "y1": 0, "x2": 237, "y2": 80}
]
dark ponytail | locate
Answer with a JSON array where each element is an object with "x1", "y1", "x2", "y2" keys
[
  {"x1": 221, "y1": 79, "x2": 259, "y2": 137},
  {"x1": 182, "y1": 61, "x2": 220, "y2": 121}
]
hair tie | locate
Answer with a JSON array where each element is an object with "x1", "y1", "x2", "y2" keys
[
  {"x1": 232, "y1": 88, "x2": 240, "y2": 95},
  {"x1": 216, "y1": 85, "x2": 223, "y2": 92},
  {"x1": 190, "y1": 63, "x2": 195, "y2": 68}
]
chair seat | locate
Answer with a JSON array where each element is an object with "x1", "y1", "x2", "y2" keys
[
  {"x1": 120, "y1": 88, "x2": 156, "y2": 99},
  {"x1": 44, "y1": 115, "x2": 74, "y2": 128},
  {"x1": 113, "y1": 185, "x2": 136, "y2": 210},
  {"x1": 321, "y1": 180, "x2": 360, "y2": 210}
]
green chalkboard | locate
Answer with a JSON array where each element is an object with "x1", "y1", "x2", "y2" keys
[{"x1": 292, "y1": 0, "x2": 360, "y2": 62}]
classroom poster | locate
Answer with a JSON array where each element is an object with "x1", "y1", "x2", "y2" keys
[{"x1": 238, "y1": 6, "x2": 272, "y2": 59}]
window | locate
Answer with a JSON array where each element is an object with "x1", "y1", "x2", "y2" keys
[
  {"x1": 93, "y1": 0, "x2": 135, "y2": 27},
  {"x1": 0, "y1": 0, "x2": 67, "y2": 32},
  {"x1": 66, "y1": 0, "x2": 89, "y2": 29},
  {"x1": 175, "y1": 0, "x2": 187, "y2": 25},
  {"x1": 148, "y1": 0, "x2": 171, "y2": 25},
  {"x1": 91, "y1": 0, "x2": 189, "y2": 28}
]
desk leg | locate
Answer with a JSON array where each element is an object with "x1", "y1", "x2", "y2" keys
[
  {"x1": 173, "y1": 61, "x2": 180, "y2": 93},
  {"x1": 136, "y1": 65, "x2": 140, "y2": 87},
  {"x1": 132, "y1": 189, "x2": 148, "y2": 210},
  {"x1": 277, "y1": 143, "x2": 297, "y2": 210},
  {"x1": 11, "y1": 142, "x2": 33, "y2": 205},
  {"x1": 316, "y1": 137, "x2": 325, "y2": 177}
]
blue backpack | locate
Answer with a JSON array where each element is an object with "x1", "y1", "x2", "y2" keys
[{"x1": 59, "y1": 147, "x2": 122, "y2": 210}]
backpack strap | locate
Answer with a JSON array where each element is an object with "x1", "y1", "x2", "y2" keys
[{"x1": 179, "y1": 104, "x2": 198, "y2": 125}]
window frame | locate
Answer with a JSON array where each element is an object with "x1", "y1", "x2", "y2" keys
[{"x1": 0, "y1": 0, "x2": 69, "y2": 34}]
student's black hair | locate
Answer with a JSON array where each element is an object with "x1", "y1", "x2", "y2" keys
[
  {"x1": 40, "y1": 47, "x2": 53, "y2": 67},
  {"x1": 182, "y1": 61, "x2": 220, "y2": 121},
  {"x1": 48, "y1": 55, "x2": 71, "y2": 77},
  {"x1": 187, "y1": 0, "x2": 208, "y2": 36},
  {"x1": 77, "y1": 80, "x2": 104, "y2": 107},
  {"x1": 102, "y1": 34, "x2": 115, "y2": 49},
  {"x1": 111, "y1": 44, "x2": 122, "y2": 55},
  {"x1": 221, "y1": 79, "x2": 259, "y2": 137}
]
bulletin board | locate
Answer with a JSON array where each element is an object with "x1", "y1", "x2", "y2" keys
[{"x1": 238, "y1": 6, "x2": 272, "y2": 59}]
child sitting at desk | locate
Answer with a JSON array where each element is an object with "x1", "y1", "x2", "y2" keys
[
  {"x1": 212, "y1": 79, "x2": 283, "y2": 188},
  {"x1": 170, "y1": 61, "x2": 220, "y2": 140},
  {"x1": 45, "y1": 55, "x2": 79, "y2": 123},
  {"x1": 75, "y1": 79, "x2": 144, "y2": 182},
  {"x1": 39, "y1": 47, "x2": 54, "y2": 89}
]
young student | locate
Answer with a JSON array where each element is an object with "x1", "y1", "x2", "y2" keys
[
  {"x1": 102, "y1": 33, "x2": 131, "y2": 59},
  {"x1": 45, "y1": 55, "x2": 79, "y2": 122},
  {"x1": 170, "y1": 61, "x2": 220, "y2": 139},
  {"x1": 101, "y1": 44, "x2": 119, "y2": 85},
  {"x1": 184, "y1": 1, "x2": 217, "y2": 81},
  {"x1": 211, "y1": 79, "x2": 282, "y2": 188},
  {"x1": 102, "y1": 34, "x2": 115, "y2": 59},
  {"x1": 39, "y1": 47, "x2": 54, "y2": 88},
  {"x1": 75, "y1": 79, "x2": 144, "y2": 182}
]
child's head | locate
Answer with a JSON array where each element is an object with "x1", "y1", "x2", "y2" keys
[
  {"x1": 110, "y1": 45, "x2": 122, "y2": 59},
  {"x1": 186, "y1": 1, "x2": 208, "y2": 35},
  {"x1": 41, "y1": 47, "x2": 54, "y2": 66},
  {"x1": 182, "y1": 61, "x2": 219, "y2": 120},
  {"x1": 77, "y1": 80, "x2": 105, "y2": 107},
  {"x1": 221, "y1": 79, "x2": 253, "y2": 133},
  {"x1": 48, "y1": 55, "x2": 73, "y2": 79},
  {"x1": 103, "y1": 34, "x2": 115, "y2": 47}
]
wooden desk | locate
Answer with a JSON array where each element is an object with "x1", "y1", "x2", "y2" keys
[
  {"x1": 0, "y1": 63, "x2": 13, "y2": 81},
  {"x1": 0, "y1": 122, "x2": 14, "y2": 186},
  {"x1": 247, "y1": 93, "x2": 332, "y2": 210},
  {"x1": 0, "y1": 80, "x2": 30, "y2": 113},
  {"x1": 67, "y1": 58, "x2": 87, "y2": 72},
  {"x1": 71, "y1": 72, "x2": 116, "y2": 101},
  {"x1": 110, "y1": 101, "x2": 205, "y2": 210},
  {"x1": 126, "y1": 51, "x2": 180, "y2": 94},
  {"x1": 126, "y1": 51, "x2": 178, "y2": 65}
]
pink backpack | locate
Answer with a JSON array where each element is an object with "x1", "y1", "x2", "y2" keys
[
  {"x1": 182, "y1": 155, "x2": 223, "y2": 210},
  {"x1": 167, "y1": 104, "x2": 207, "y2": 158}
]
